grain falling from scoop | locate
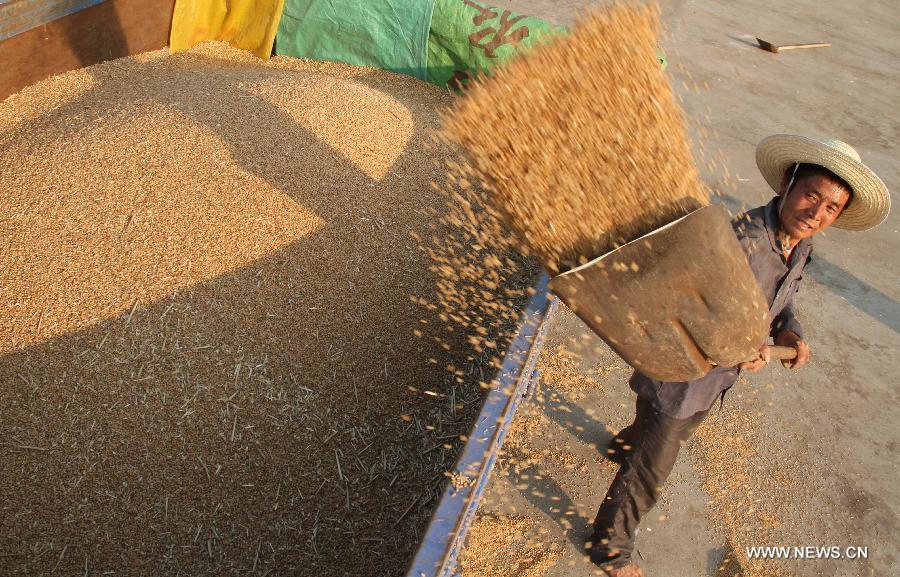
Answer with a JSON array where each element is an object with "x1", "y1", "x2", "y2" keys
[{"x1": 443, "y1": 3, "x2": 709, "y2": 274}]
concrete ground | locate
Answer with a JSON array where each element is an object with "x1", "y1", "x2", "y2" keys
[{"x1": 461, "y1": 1, "x2": 899, "y2": 576}]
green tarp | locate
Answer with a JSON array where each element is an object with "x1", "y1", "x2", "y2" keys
[
  {"x1": 274, "y1": 0, "x2": 665, "y2": 88},
  {"x1": 275, "y1": 0, "x2": 435, "y2": 80}
]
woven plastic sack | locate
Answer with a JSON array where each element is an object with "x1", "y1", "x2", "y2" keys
[
  {"x1": 428, "y1": 0, "x2": 667, "y2": 90},
  {"x1": 427, "y1": 0, "x2": 565, "y2": 90}
]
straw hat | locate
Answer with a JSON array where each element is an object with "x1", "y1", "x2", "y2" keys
[{"x1": 756, "y1": 134, "x2": 890, "y2": 231}]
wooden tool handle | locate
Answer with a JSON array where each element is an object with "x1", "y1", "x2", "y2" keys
[
  {"x1": 768, "y1": 345, "x2": 798, "y2": 360},
  {"x1": 778, "y1": 43, "x2": 831, "y2": 51},
  {"x1": 741, "y1": 345, "x2": 797, "y2": 363},
  {"x1": 719, "y1": 346, "x2": 799, "y2": 368}
]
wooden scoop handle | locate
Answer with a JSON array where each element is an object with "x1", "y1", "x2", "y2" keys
[
  {"x1": 741, "y1": 345, "x2": 797, "y2": 363},
  {"x1": 768, "y1": 345, "x2": 798, "y2": 360}
]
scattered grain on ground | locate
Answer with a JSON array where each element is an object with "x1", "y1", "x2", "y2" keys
[
  {"x1": 537, "y1": 345, "x2": 606, "y2": 394},
  {"x1": 692, "y1": 405, "x2": 793, "y2": 577},
  {"x1": 460, "y1": 514, "x2": 563, "y2": 577}
]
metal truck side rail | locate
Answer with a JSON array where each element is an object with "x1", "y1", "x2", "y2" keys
[{"x1": 405, "y1": 273, "x2": 558, "y2": 577}]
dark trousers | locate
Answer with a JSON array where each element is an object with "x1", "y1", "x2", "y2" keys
[{"x1": 589, "y1": 395, "x2": 710, "y2": 569}]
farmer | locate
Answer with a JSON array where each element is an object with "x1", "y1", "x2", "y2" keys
[{"x1": 589, "y1": 135, "x2": 891, "y2": 577}]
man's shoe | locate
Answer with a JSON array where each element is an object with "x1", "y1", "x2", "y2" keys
[
  {"x1": 604, "y1": 424, "x2": 638, "y2": 464},
  {"x1": 606, "y1": 562, "x2": 645, "y2": 577}
]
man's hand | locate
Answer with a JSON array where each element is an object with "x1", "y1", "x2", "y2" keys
[
  {"x1": 774, "y1": 330, "x2": 810, "y2": 368},
  {"x1": 738, "y1": 344, "x2": 770, "y2": 372}
]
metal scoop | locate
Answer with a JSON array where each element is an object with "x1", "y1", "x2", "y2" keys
[{"x1": 548, "y1": 204, "x2": 782, "y2": 382}]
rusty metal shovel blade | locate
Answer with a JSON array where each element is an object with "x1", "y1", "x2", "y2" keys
[{"x1": 548, "y1": 204, "x2": 770, "y2": 382}]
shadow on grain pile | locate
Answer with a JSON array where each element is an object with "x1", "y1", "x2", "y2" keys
[{"x1": 0, "y1": 44, "x2": 534, "y2": 576}]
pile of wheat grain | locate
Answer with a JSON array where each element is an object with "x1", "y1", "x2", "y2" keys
[
  {"x1": 0, "y1": 42, "x2": 534, "y2": 576},
  {"x1": 443, "y1": 3, "x2": 708, "y2": 274}
]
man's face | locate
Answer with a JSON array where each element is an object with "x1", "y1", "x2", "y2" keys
[{"x1": 778, "y1": 173, "x2": 851, "y2": 241}]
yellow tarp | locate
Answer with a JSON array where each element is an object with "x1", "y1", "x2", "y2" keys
[{"x1": 170, "y1": 0, "x2": 285, "y2": 59}]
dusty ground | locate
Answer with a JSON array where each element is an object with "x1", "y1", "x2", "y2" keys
[{"x1": 462, "y1": 1, "x2": 898, "y2": 576}]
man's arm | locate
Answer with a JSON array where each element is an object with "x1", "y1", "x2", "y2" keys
[
  {"x1": 772, "y1": 300, "x2": 803, "y2": 339},
  {"x1": 771, "y1": 291, "x2": 810, "y2": 369},
  {"x1": 741, "y1": 302, "x2": 809, "y2": 371},
  {"x1": 732, "y1": 216, "x2": 772, "y2": 372}
]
